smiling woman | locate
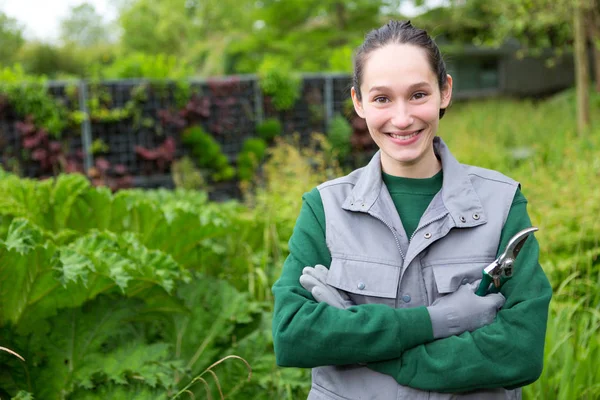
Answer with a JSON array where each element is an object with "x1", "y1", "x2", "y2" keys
[
  {"x1": 271, "y1": 20, "x2": 552, "y2": 400},
  {"x1": 351, "y1": 43, "x2": 452, "y2": 178}
]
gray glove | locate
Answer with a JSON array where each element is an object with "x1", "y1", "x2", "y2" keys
[
  {"x1": 299, "y1": 264, "x2": 355, "y2": 309},
  {"x1": 427, "y1": 283, "x2": 506, "y2": 339}
]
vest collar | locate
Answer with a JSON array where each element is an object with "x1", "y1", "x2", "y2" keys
[{"x1": 342, "y1": 137, "x2": 487, "y2": 228}]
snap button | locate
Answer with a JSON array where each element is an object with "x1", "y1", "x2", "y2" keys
[
  {"x1": 402, "y1": 294, "x2": 411, "y2": 303},
  {"x1": 460, "y1": 216, "x2": 466, "y2": 223},
  {"x1": 473, "y1": 213, "x2": 480, "y2": 220},
  {"x1": 424, "y1": 232, "x2": 432, "y2": 239},
  {"x1": 461, "y1": 278, "x2": 469, "y2": 285},
  {"x1": 357, "y1": 282, "x2": 366, "y2": 290}
]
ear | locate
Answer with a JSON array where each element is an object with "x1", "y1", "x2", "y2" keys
[
  {"x1": 440, "y1": 74, "x2": 453, "y2": 109},
  {"x1": 351, "y1": 87, "x2": 365, "y2": 118}
]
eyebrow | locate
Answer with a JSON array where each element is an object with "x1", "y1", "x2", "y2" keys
[{"x1": 368, "y1": 82, "x2": 432, "y2": 93}]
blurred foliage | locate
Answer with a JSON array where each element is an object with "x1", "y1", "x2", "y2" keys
[
  {"x1": 256, "y1": 118, "x2": 283, "y2": 143},
  {"x1": 0, "y1": 11, "x2": 25, "y2": 66},
  {"x1": 237, "y1": 138, "x2": 268, "y2": 182},
  {"x1": 258, "y1": 57, "x2": 301, "y2": 111},
  {"x1": 91, "y1": 53, "x2": 193, "y2": 80},
  {"x1": 3, "y1": 0, "x2": 593, "y2": 79},
  {"x1": 171, "y1": 156, "x2": 206, "y2": 191},
  {"x1": 59, "y1": 2, "x2": 114, "y2": 48},
  {"x1": 181, "y1": 125, "x2": 235, "y2": 182},
  {"x1": 326, "y1": 113, "x2": 353, "y2": 163},
  {"x1": 0, "y1": 65, "x2": 71, "y2": 136},
  {"x1": 435, "y1": 0, "x2": 574, "y2": 52}
]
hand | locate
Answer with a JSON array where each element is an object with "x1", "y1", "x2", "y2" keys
[
  {"x1": 299, "y1": 264, "x2": 355, "y2": 309},
  {"x1": 427, "y1": 283, "x2": 506, "y2": 339}
]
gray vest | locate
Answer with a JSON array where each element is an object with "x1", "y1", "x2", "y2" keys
[{"x1": 309, "y1": 137, "x2": 521, "y2": 400}]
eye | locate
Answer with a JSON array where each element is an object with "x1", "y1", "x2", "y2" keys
[
  {"x1": 373, "y1": 96, "x2": 390, "y2": 104},
  {"x1": 412, "y1": 92, "x2": 428, "y2": 100}
]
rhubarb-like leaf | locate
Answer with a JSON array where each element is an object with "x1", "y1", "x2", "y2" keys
[
  {"x1": 31, "y1": 296, "x2": 148, "y2": 399},
  {"x1": 69, "y1": 383, "x2": 169, "y2": 400},
  {"x1": 73, "y1": 340, "x2": 183, "y2": 390},
  {"x1": 65, "y1": 186, "x2": 113, "y2": 233},
  {"x1": 0, "y1": 174, "x2": 53, "y2": 230},
  {"x1": 10, "y1": 391, "x2": 34, "y2": 400},
  {"x1": 2, "y1": 218, "x2": 45, "y2": 255},
  {"x1": 0, "y1": 219, "x2": 57, "y2": 326},
  {"x1": 170, "y1": 273, "x2": 255, "y2": 377},
  {"x1": 49, "y1": 174, "x2": 92, "y2": 231}
]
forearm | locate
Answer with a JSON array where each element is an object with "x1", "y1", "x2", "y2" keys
[
  {"x1": 368, "y1": 195, "x2": 552, "y2": 392},
  {"x1": 369, "y1": 266, "x2": 551, "y2": 391},
  {"x1": 272, "y1": 190, "x2": 435, "y2": 368},
  {"x1": 273, "y1": 253, "x2": 434, "y2": 368}
]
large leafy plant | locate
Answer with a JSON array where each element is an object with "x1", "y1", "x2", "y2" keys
[{"x1": 0, "y1": 173, "x2": 263, "y2": 399}]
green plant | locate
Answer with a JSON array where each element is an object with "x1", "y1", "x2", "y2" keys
[
  {"x1": 0, "y1": 64, "x2": 71, "y2": 136},
  {"x1": 89, "y1": 138, "x2": 109, "y2": 155},
  {"x1": 258, "y1": 57, "x2": 301, "y2": 111},
  {"x1": 327, "y1": 114, "x2": 352, "y2": 162},
  {"x1": 237, "y1": 138, "x2": 268, "y2": 182},
  {"x1": 0, "y1": 174, "x2": 266, "y2": 399},
  {"x1": 181, "y1": 126, "x2": 235, "y2": 181},
  {"x1": 256, "y1": 118, "x2": 282, "y2": 142},
  {"x1": 171, "y1": 156, "x2": 206, "y2": 190}
]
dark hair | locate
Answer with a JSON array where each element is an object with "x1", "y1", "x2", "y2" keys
[{"x1": 353, "y1": 20, "x2": 449, "y2": 118}]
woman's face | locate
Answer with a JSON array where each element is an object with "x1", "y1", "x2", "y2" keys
[{"x1": 351, "y1": 43, "x2": 452, "y2": 178}]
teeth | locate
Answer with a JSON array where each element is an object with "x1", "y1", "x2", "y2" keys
[{"x1": 390, "y1": 130, "x2": 420, "y2": 140}]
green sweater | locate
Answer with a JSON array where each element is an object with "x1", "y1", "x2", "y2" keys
[{"x1": 271, "y1": 172, "x2": 552, "y2": 392}]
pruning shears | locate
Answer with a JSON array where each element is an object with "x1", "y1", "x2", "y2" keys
[{"x1": 475, "y1": 227, "x2": 539, "y2": 296}]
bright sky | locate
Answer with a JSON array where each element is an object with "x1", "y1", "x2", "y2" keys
[
  {"x1": 1, "y1": 0, "x2": 445, "y2": 43},
  {"x1": 0, "y1": 0, "x2": 117, "y2": 42}
]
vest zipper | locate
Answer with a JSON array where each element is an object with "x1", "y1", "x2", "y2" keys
[
  {"x1": 409, "y1": 212, "x2": 449, "y2": 243},
  {"x1": 371, "y1": 213, "x2": 405, "y2": 260}
]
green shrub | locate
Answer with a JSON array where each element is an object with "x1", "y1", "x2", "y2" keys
[
  {"x1": 182, "y1": 126, "x2": 235, "y2": 181},
  {"x1": 96, "y1": 52, "x2": 193, "y2": 80},
  {"x1": 0, "y1": 64, "x2": 71, "y2": 136},
  {"x1": 238, "y1": 138, "x2": 268, "y2": 182},
  {"x1": 256, "y1": 118, "x2": 282, "y2": 142},
  {"x1": 258, "y1": 57, "x2": 301, "y2": 111},
  {"x1": 327, "y1": 114, "x2": 352, "y2": 161}
]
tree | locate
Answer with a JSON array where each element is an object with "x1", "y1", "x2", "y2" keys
[
  {"x1": 59, "y1": 2, "x2": 113, "y2": 47},
  {"x1": 455, "y1": 0, "x2": 599, "y2": 135},
  {"x1": 0, "y1": 11, "x2": 25, "y2": 66},
  {"x1": 118, "y1": 0, "x2": 195, "y2": 55},
  {"x1": 225, "y1": 0, "x2": 400, "y2": 74},
  {"x1": 588, "y1": 0, "x2": 600, "y2": 91}
]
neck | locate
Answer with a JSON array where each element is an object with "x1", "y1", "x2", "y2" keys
[{"x1": 380, "y1": 149, "x2": 441, "y2": 178}]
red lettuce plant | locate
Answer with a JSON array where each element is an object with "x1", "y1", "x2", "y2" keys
[
  {"x1": 88, "y1": 156, "x2": 133, "y2": 191},
  {"x1": 135, "y1": 136, "x2": 176, "y2": 173}
]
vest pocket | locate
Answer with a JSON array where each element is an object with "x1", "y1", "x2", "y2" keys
[
  {"x1": 430, "y1": 258, "x2": 495, "y2": 294},
  {"x1": 327, "y1": 257, "x2": 401, "y2": 307}
]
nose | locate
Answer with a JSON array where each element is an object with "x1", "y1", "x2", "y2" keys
[{"x1": 390, "y1": 102, "x2": 414, "y2": 129}]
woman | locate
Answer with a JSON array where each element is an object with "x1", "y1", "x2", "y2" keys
[{"x1": 271, "y1": 20, "x2": 552, "y2": 400}]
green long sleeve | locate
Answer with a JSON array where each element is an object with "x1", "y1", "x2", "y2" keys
[
  {"x1": 271, "y1": 189, "x2": 434, "y2": 368},
  {"x1": 368, "y1": 195, "x2": 553, "y2": 392}
]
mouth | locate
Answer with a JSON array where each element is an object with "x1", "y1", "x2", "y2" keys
[{"x1": 386, "y1": 129, "x2": 423, "y2": 141}]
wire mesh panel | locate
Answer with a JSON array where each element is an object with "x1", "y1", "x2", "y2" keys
[
  {"x1": 332, "y1": 76, "x2": 352, "y2": 117},
  {"x1": 1, "y1": 74, "x2": 356, "y2": 198},
  {"x1": 262, "y1": 76, "x2": 328, "y2": 145},
  {"x1": 0, "y1": 82, "x2": 84, "y2": 178},
  {"x1": 201, "y1": 77, "x2": 258, "y2": 159}
]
